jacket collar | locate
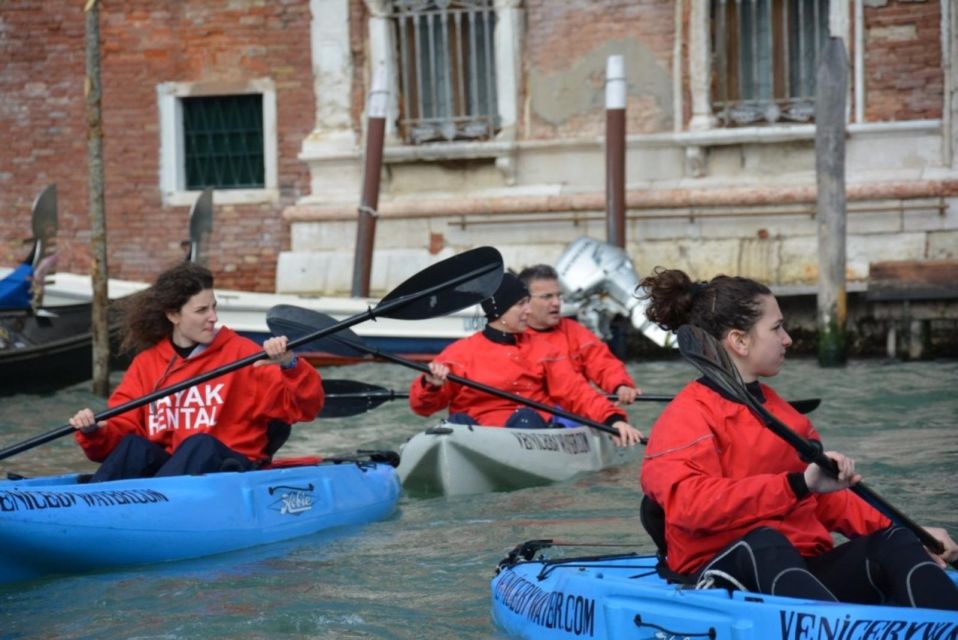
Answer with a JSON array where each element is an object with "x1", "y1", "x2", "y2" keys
[
  {"x1": 697, "y1": 375, "x2": 766, "y2": 404},
  {"x1": 482, "y1": 325, "x2": 518, "y2": 345}
]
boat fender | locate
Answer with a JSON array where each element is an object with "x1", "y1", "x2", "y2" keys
[{"x1": 633, "y1": 614, "x2": 716, "y2": 639}]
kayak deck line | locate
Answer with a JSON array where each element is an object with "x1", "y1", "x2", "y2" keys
[{"x1": 0, "y1": 454, "x2": 401, "y2": 585}]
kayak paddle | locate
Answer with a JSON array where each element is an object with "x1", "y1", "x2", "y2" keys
[
  {"x1": 267, "y1": 305, "x2": 646, "y2": 443},
  {"x1": 675, "y1": 323, "x2": 952, "y2": 563},
  {"x1": 319, "y1": 378, "x2": 821, "y2": 419},
  {"x1": 0, "y1": 247, "x2": 504, "y2": 462}
]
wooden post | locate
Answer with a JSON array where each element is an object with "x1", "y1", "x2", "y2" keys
[
  {"x1": 815, "y1": 37, "x2": 848, "y2": 367},
  {"x1": 85, "y1": 0, "x2": 110, "y2": 396},
  {"x1": 605, "y1": 55, "x2": 626, "y2": 248},
  {"x1": 351, "y1": 69, "x2": 387, "y2": 298}
]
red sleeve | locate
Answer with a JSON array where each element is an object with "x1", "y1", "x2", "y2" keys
[
  {"x1": 407, "y1": 343, "x2": 464, "y2": 417},
  {"x1": 540, "y1": 351, "x2": 625, "y2": 424},
  {"x1": 564, "y1": 320, "x2": 635, "y2": 393},
  {"x1": 640, "y1": 390, "x2": 805, "y2": 536},
  {"x1": 814, "y1": 487, "x2": 892, "y2": 536},
  {"x1": 250, "y1": 356, "x2": 324, "y2": 424}
]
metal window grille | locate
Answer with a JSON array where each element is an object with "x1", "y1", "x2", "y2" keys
[
  {"x1": 392, "y1": 0, "x2": 499, "y2": 144},
  {"x1": 711, "y1": 0, "x2": 829, "y2": 126},
  {"x1": 182, "y1": 94, "x2": 265, "y2": 189}
]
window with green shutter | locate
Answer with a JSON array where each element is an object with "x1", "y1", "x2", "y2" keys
[{"x1": 182, "y1": 94, "x2": 265, "y2": 190}]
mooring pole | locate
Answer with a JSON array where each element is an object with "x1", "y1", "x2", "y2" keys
[
  {"x1": 815, "y1": 37, "x2": 849, "y2": 366},
  {"x1": 351, "y1": 69, "x2": 388, "y2": 298},
  {"x1": 85, "y1": 0, "x2": 110, "y2": 396},
  {"x1": 605, "y1": 55, "x2": 626, "y2": 249}
]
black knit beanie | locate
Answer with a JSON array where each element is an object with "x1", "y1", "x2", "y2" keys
[{"x1": 481, "y1": 273, "x2": 529, "y2": 321}]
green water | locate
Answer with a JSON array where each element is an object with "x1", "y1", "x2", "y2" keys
[{"x1": 1, "y1": 358, "x2": 956, "y2": 639}]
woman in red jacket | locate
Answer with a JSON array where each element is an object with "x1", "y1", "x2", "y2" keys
[
  {"x1": 409, "y1": 273, "x2": 643, "y2": 446},
  {"x1": 69, "y1": 262, "x2": 323, "y2": 481},
  {"x1": 639, "y1": 267, "x2": 957, "y2": 610}
]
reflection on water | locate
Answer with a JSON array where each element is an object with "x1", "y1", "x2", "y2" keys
[{"x1": 1, "y1": 358, "x2": 956, "y2": 638}]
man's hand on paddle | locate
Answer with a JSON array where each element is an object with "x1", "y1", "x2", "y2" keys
[
  {"x1": 613, "y1": 385, "x2": 641, "y2": 405},
  {"x1": 611, "y1": 420, "x2": 643, "y2": 447}
]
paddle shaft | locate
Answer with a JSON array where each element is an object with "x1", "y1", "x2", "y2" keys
[
  {"x1": 324, "y1": 389, "x2": 665, "y2": 403},
  {"x1": 0, "y1": 257, "x2": 503, "y2": 462},
  {"x1": 327, "y1": 337, "x2": 644, "y2": 442},
  {"x1": 322, "y1": 380, "x2": 817, "y2": 415},
  {"x1": 740, "y1": 391, "x2": 948, "y2": 558}
]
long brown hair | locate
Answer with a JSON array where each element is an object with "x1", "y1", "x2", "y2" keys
[
  {"x1": 119, "y1": 262, "x2": 214, "y2": 354},
  {"x1": 639, "y1": 267, "x2": 771, "y2": 339}
]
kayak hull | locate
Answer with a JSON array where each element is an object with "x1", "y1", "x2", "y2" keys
[
  {"x1": 491, "y1": 552, "x2": 958, "y2": 639},
  {"x1": 397, "y1": 422, "x2": 633, "y2": 496},
  {"x1": 0, "y1": 461, "x2": 401, "y2": 584}
]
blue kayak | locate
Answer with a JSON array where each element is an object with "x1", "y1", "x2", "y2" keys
[
  {"x1": 0, "y1": 456, "x2": 401, "y2": 584},
  {"x1": 491, "y1": 543, "x2": 958, "y2": 639}
]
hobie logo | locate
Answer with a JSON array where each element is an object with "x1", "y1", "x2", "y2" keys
[{"x1": 268, "y1": 483, "x2": 315, "y2": 516}]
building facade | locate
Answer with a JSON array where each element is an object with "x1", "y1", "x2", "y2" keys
[{"x1": 1, "y1": 0, "x2": 956, "y2": 299}]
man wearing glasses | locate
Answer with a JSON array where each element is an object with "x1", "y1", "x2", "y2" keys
[{"x1": 518, "y1": 264, "x2": 641, "y2": 406}]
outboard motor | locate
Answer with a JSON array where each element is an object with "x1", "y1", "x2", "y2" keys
[{"x1": 556, "y1": 236, "x2": 675, "y2": 348}]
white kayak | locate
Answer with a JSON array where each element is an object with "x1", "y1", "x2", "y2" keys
[{"x1": 396, "y1": 422, "x2": 635, "y2": 497}]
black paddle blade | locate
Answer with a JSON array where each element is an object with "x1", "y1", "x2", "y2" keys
[
  {"x1": 790, "y1": 398, "x2": 821, "y2": 415},
  {"x1": 323, "y1": 379, "x2": 388, "y2": 395},
  {"x1": 319, "y1": 379, "x2": 400, "y2": 418},
  {"x1": 266, "y1": 305, "x2": 367, "y2": 357},
  {"x1": 375, "y1": 246, "x2": 503, "y2": 320}
]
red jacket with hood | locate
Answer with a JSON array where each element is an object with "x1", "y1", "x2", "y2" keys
[
  {"x1": 640, "y1": 380, "x2": 890, "y2": 575},
  {"x1": 408, "y1": 327, "x2": 626, "y2": 426},
  {"x1": 75, "y1": 327, "x2": 324, "y2": 464},
  {"x1": 527, "y1": 317, "x2": 635, "y2": 393}
]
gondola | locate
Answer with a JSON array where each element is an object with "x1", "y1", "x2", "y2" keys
[{"x1": 0, "y1": 188, "x2": 212, "y2": 394}]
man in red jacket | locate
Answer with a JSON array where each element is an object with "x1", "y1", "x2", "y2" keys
[
  {"x1": 518, "y1": 264, "x2": 640, "y2": 405},
  {"x1": 409, "y1": 273, "x2": 643, "y2": 446}
]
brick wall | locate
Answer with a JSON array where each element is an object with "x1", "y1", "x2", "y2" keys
[
  {"x1": 0, "y1": 0, "x2": 314, "y2": 292},
  {"x1": 864, "y1": 0, "x2": 943, "y2": 121},
  {"x1": 523, "y1": 0, "x2": 676, "y2": 140},
  {"x1": 0, "y1": 1, "x2": 88, "y2": 273}
]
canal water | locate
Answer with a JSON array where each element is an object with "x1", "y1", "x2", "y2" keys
[{"x1": 1, "y1": 357, "x2": 956, "y2": 639}]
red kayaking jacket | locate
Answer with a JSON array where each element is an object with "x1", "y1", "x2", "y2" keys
[
  {"x1": 75, "y1": 327, "x2": 324, "y2": 464},
  {"x1": 527, "y1": 317, "x2": 635, "y2": 393},
  {"x1": 408, "y1": 328, "x2": 626, "y2": 427},
  {"x1": 640, "y1": 380, "x2": 890, "y2": 575}
]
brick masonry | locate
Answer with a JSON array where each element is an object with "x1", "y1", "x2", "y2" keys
[
  {"x1": 864, "y1": 0, "x2": 943, "y2": 121},
  {"x1": 0, "y1": 0, "x2": 314, "y2": 291}
]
